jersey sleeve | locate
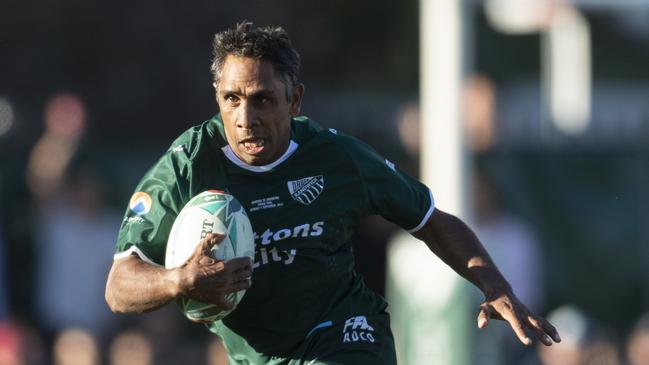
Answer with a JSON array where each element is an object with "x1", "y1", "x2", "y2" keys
[
  {"x1": 113, "y1": 151, "x2": 188, "y2": 266},
  {"x1": 339, "y1": 133, "x2": 435, "y2": 232}
]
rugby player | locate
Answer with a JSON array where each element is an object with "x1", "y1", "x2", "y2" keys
[{"x1": 105, "y1": 22, "x2": 560, "y2": 364}]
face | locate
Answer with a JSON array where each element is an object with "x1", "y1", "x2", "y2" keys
[{"x1": 215, "y1": 55, "x2": 304, "y2": 166}]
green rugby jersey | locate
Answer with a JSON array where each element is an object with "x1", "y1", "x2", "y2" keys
[{"x1": 114, "y1": 115, "x2": 434, "y2": 356}]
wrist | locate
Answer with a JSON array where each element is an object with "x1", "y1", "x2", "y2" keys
[
  {"x1": 481, "y1": 279, "x2": 513, "y2": 299},
  {"x1": 165, "y1": 267, "x2": 185, "y2": 298},
  {"x1": 467, "y1": 261, "x2": 512, "y2": 299}
]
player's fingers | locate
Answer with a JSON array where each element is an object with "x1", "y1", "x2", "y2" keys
[
  {"x1": 540, "y1": 318, "x2": 562, "y2": 343},
  {"x1": 227, "y1": 262, "x2": 252, "y2": 281},
  {"x1": 507, "y1": 316, "x2": 532, "y2": 346},
  {"x1": 234, "y1": 261, "x2": 253, "y2": 275},
  {"x1": 227, "y1": 278, "x2": 252, "y2": 293},
  {"x1": 223, "y1": 280, "x2": 250, "y2": 296},
  {"x1": 232, "y1": 266, "x2": 253, "y2": 281},
  {"x1": 526, "y1": 315, "x2": 553, "y2": 346},
  {"x1": 201, "y1": 232, "x2": 226, "y2": 254},
  {"x1": 195, "y1": 290, "x2": 236, "y2": 310},
  {"x1": 226, "y1": 257, "x2": 253, "y2": 271},
  {"x1": 498, "y1": 307, "x2": 532, "y2": 346},
  {"x1": 199, "y1": 256, "x2": 226, "y2": 268},
  {"x1": 193, "y1": 234, "x2": 215, "y2": 258},
  {"x1": 184, "y1": 237, "x2": 217, "y2": 267},
  {"x1": 477, "y1": 305, "x2": 491, "y2": 329},
  {"x1": 216, "y1": 298, "x2": 236, "y2": 311}
]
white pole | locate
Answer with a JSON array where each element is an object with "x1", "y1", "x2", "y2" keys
[
  {"x1": 387, "y1": 1, "x2": 470, "y2": 364},
  {"x1": 420, "y1": 0, "x2": 464, "y2": 214}
]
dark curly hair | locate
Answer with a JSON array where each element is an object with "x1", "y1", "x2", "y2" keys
[{"x1": 210, "y1": 21, "x2": 301, "y2": 98}]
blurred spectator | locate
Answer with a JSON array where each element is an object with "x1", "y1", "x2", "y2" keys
[
  {"x1": 26, "y1": 93, "x2": 86, "y2": 203},
  {"x1": 53, "y1": 328, "x2": 99, "y2": 365},
  {"x1": 206, "y1": 336, "x2": 228, "y2": 365},
  {"x1": 538, "y1": 305, "x2": 589, "y2": 365},
  {"x1": 626, "y1": 313, "x2": 649, "y2": 365},
  {"x1": 537, "y1": 304, "x2": 621, "y2": 365},
  {"x1": 581, "y1": 334, "x2": 620, "y2": 365},
  {"x1": 134, "y1": 305, "x2": 185, "y2": 365},
  {"x1": 0, "y1": 221, "x2": 9, "y2": 321},
  {"x1": 462, "y1": 74, "x2": 497, "y2": 153},
  {"x1": 0, "y1": 220, "x2": 22, "y2": 365},
  {"x1": 0, "y1": 323, "x2": 22, "y2": 365},
  {"x1": 34, "y1": 167, "x2": 120, "y2": 338},
  {"x1": 109, "y1": 330, "x2": 153, "y2": 365},
  {"x1": 17, "y1": 323, "x2": 46, "y2": 365},
  {"x1": 396, "y1": 101, "x2": 420, "y2": 175}
]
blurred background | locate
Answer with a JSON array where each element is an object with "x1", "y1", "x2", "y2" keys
[{"x1": 0, "y1": 0, "x2": 648, "y2": 364}]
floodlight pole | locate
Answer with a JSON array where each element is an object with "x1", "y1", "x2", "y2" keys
[{"x1": 387, "y1": 1, "x2": 472, "y2": 364}]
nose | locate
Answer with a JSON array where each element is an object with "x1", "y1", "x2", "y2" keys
[{"x1": 236, "y1": 102, "x2": 260, "y2": 129}]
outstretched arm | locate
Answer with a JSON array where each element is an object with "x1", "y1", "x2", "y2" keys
[
  {"x1": 412, "y1": 208, "x2": 561, "y2": 346},
  {"x1": 105, "y1": 233, "x2": 253, "y2": 316}
]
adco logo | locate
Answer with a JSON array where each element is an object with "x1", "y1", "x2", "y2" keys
[{"x1": 342, "y1": 315, "x2": 375, "y2": 343}]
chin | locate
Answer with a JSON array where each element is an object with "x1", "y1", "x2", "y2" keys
[{"x1": 244, "y1": 155, "x2": 269, "y2": 166}]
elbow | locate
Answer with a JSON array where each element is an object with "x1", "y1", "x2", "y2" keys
[
  {"x1": 105, "y1": 295, "x2": 120, "y2": 314},
  {"x1": 105, "y1": 285, "x2": 142, "y2": 314},
  {"x1": 105, "y1": 281, "x2": 125, "y2": 314},
  {"x1": 105, "y1": 263, "x2": 130, "y2": 314}
]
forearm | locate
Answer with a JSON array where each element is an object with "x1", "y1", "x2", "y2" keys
[
  {"x1": 105, "y1": 254, "x2": 181, "y2": 314},
  {"x1": 413, "y1": 209, "x2": 512, "y2": 297}
]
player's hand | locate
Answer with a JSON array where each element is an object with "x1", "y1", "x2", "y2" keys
[
  {"x1": 177, "y1": 232, "x2": 253, "y2": 310},
  {"x1": 477, "y1": 291, "x2": 561, "y2": 346}
]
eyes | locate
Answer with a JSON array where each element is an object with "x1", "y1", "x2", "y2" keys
[
  {"x1": 222, "y1": 93, "x2": 273, "y2": 108},
  {"x1": 224, "y1": 94, "x2": 239, "y2": 104}
]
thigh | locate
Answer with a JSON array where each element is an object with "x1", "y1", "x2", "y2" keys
[{"x1": 299, "y1": 312, "x2": 397, "y2": 365}]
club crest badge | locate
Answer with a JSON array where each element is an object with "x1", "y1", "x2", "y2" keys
[{"x1": 287, "y1": 175, "x2": 324, "y2": 205}]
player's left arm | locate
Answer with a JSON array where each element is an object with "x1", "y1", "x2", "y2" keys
[{"x1": 412, "y1": 208, "x2": 561, "y2": 347}]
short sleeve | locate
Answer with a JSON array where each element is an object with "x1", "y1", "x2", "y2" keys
[
  {"x1": 113, "y1": 152, "x2": 187, "y2": 266},
  {"x1": 340, "y1": 135, "x2": 434, "y2": 232}
]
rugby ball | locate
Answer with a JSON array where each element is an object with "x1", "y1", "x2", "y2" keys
[{"x1": 165, "y1": 190, "x2": 255, "y2": 322}]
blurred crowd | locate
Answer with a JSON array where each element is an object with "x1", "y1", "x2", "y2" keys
[{"x1": 0, "y1": 92, "x2": 230, "y2": 365}]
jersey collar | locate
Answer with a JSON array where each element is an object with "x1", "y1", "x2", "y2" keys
[{"x1": 221, "y1": 140, "x2": 299, "y2": 173}]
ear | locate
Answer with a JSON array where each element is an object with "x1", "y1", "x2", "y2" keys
[{"x1": 289, "y1": 83, "x2": 305, "y2": 116}]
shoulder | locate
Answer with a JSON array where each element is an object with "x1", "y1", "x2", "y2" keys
[
  {"x1": 321, "y1": 127, "x2": 385, "y2": 164},
  {"x1": 140, "y1": 117, "x2": 222, "y2": 183},
  {"x1": 165, "y1": 116, "x2": 224, "y2": 164},
  {"x1": 291, "y1": 115, "x2": 325, "y2": 143},
  {"x1": 292, "y1": 116, "x2": 373, "y2": 154}
]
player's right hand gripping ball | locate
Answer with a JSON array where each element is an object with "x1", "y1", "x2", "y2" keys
[{"x1": 165, "y1": 190, "x2": 255, "y2": 322}]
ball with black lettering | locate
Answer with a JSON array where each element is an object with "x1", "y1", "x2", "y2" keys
[{"x1": 165, "y1": 190, "x2": 255, "y2": 322}]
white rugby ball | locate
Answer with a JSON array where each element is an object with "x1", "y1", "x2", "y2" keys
[{"x1": 165, "y1": 190, "x2": 255, "y2": 322}]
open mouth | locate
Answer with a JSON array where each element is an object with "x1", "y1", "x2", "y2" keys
[{"x1": 240, "y1": 137, "x2": 266, "y2": 155}]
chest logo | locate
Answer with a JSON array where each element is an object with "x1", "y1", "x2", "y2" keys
[{"x1": 287, "y1": 175, "x2": 324, "y2": 205}]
